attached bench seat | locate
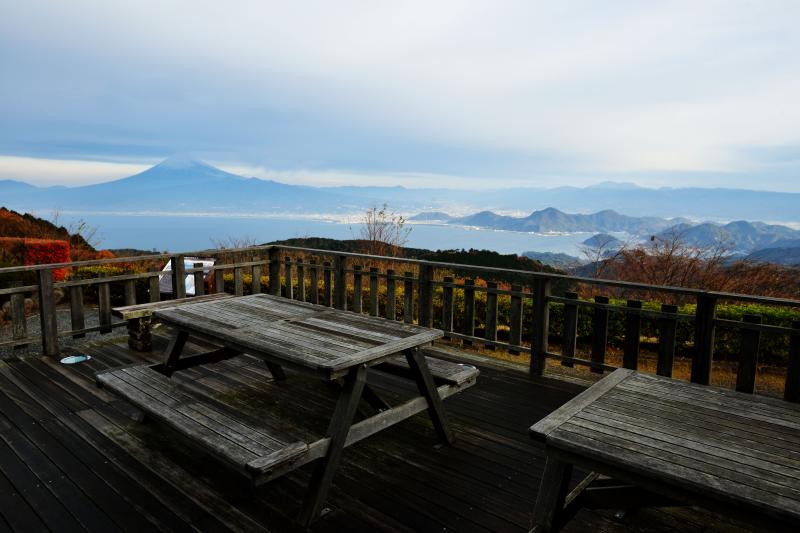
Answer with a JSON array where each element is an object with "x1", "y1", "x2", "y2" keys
[
  {"x1": 112, "y1": 293, "x2": 234, "y2": 351},
  {"x1": 96, "y1": 365, "x2": 310, "y2": 477},
  {"x1": 379, "y1": 352, "x2": 479, "y2": 386}
]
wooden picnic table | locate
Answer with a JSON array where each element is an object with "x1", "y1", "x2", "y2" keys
[
  {"x1": 97, "y1": 293, "x2": 478, "y2": 526},
  {"x1": 529, "y1": 368, "x2": 800, "y2": 532}
]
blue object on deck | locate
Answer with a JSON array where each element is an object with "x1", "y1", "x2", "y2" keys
[{"x1": 60, "y1": 354, "x2": 92, "y2": 364}]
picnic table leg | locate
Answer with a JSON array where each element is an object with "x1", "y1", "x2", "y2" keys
[
  {"x1": 161, "y1": 330, "x2": 189, "y2": 377},
  {"x1": 531, "y1": 453, "x2": 574, "y2": 533},
  {"x1": 404, "y1": 347, "x2": 454, "y2": 445},
  {"x1": 299, "y1": 364, "x2": 368, "y2": 526},
  {"x1": 265, "y1": 362, "x2": 287, "y2": 381}
]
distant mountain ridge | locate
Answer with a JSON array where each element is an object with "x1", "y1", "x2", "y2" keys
[
  {"x1": 3, "y1": 158, "x2": 800, "y2": 223},
  {"x1": 412, "y1": 207, "x2": 686, "y2": 235}
]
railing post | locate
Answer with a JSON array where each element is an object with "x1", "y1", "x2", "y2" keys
[
  {"x1": 485, "y1": 281, "x2": 498, "y2": 349},
  {"x1": 323, "y1": 262, "x2": 333, "y2": 307},
  {"x1": 590, "y1": 295, "x2": 609, "y2": 374},
  {"x1": 334, "y1": 256, "x2": 346, "y2": 310},
  {"x1": 124, "y1": 269, "x2": 136, "y2": 306},
  {"x1": 623, "y1": 299, "x2": 642, "y2": 370},
  {"x1": 656, "y1": 304, "x2": 678, "y2": 377},
  {"x1": 171, "y1": 255, "x2": 186, "y2": 299},
  {"x1": 98, "y1": 272, "x2": 112, "y2": 334},
  {"x1": 736, "y1": 314, "x2": 762, "y2": 394},
  {"x1": 509, "y1": 284, "x2": 523, "y2": 355},
  {"x1": 69, "y1": 285, "x2": 85, "y2": 339},
  {"x1": 251, "y1": 257, "x2": 262, "y2": 294},
  {"x1": 784, "y1": 320, "x2": 800, "y2": 402},
  {"x1": 530, "y1": 278, "x2": 551, "y2": 376},
  {"x1": 268, "y1": 247, "x2": 281, "y2": 296},
  {"x1": 442, "y1": 276, "x2": 454, "y2": 339},
  {"x1": 309, "y1": 260, "x2": 320, "y2": 305},
  {"x1": 462, "y1": 278, "x2": 475, "y2": 345},
  {"x1": 149, "y1": 265, "x2": 161, "y2": 301},
  {"x1": 692, "y1": 294, "x2": 717, "y2": 385},
  {"x1": 403, "y1": 272, "x2": 414, "y2": 324},
  {"x1": 193, "y1": 262, "x2": 205, "y2": 296},
  {"x1": 296, "y1": 258, "x2": 305, "y2": 302},
  {"x1": 418, "y1": 264, "x2": 434, "y2": 327},
  {"x1": 386, "y1": 269, "x2": 396, "y2": 320},
  {"x1": 369, "y1": 267, "x2": 379, "y2": 316},
  {"x1": 561, "y1": 291, "x2": 578, "y2": 367},
  {"x1": 284, "y1": 256, "x2": 294, "y2": 299},
  {"x1": 11, "y1": 281, "x2": 28, "y2": 348},
  {"x1": 214, "y1": 266, "x2": 225, "y2": 294},
  {"x1": 352, "y1": 265, "x2": 363, "y2": 314},
  {"x1": 234, "y1": 264, "x2": 244, "y2": 296},
  {"x1": 37, "y1": 268, "x2": 59, "y2": 356}
]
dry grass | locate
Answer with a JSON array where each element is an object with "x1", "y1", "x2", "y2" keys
[{"x1": 439, "y1": 339, "x2": 788, "y2": 399}]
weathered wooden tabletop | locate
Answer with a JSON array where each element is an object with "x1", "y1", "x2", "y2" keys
[
  {"x1": 154, "y1": 293, "x2": 443, "y2": 379},
  {"x1": 530, "y1": 368, "x2": 800, "y2": 526}
]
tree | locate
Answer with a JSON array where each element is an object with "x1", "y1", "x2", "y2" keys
[{"x1": 356, "y1": 204, "x2": 411, "y2": 256}]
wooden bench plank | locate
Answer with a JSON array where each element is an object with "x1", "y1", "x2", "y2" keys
[
  {"x1": 95, "y1": 365, "x2": 309, "y2": 475},
  {"x1": 112, "y1": 293, "x2": 234, "y2": 319},
  {"x1": 375, "y1": 356, "x2": 479, "y2": 386}
]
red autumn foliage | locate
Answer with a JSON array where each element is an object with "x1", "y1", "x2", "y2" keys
[{"x1": 0, "y1": 237, "x2": 71, "y2": 280}]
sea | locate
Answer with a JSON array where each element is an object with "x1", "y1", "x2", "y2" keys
[{"x1": 57, "y1": 212, "x2": 606, "y2": 257}]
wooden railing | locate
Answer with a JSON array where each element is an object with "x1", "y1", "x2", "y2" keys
[{"x1": 2, "y1": 244, "x2": 799, "y2": 401}]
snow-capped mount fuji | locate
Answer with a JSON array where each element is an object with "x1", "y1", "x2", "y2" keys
[{"x1": 1, "y1": 158, "x2": 364, "y2": 213}]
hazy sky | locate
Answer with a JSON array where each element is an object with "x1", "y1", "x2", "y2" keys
[{"x1": 1, "y1": 1, "x2": 800, "y2": 190}]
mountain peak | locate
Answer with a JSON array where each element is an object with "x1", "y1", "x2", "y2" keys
[{"x1": 154, "y1": 154, "x2": 215, "y2": 170}]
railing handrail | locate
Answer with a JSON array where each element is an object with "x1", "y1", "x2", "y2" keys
[{"x1": 2, "y1": 243, "x2": 799, "y2": 308}]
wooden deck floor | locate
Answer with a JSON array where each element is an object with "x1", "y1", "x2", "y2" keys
[{"x1": 0, "y1": 329, "x2": 763, "y2": 532}]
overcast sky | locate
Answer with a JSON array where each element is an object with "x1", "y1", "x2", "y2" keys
[{"x1": 1, "y1": 1, "x2": 799, "y2": 190}]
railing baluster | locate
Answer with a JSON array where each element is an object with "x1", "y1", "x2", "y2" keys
[
  {"x1": 785, "y1": 320, "x2": 800, "y2": 402},
  {"x1": 309, "y1": 260, "x2": 320, "y2": 305},
  {"x1": 352, "y1": 265, "x2": 363, "y2": 314},
  {"x1": 193, "y1": 262, "x2": 205, "y2": 296},
  {"x1": 37, "y1": 268, "x2": 59, "y2": 356},
  {"x1": 284, "y1": 256, "x2": 294, "y2": 299},
  {"x1": 463, "y1": 279, "x2": 475, "y2": 345},
  {"x1": 386, "y1": 269, "x2": 396, "y2": 320},
  {"x1": 334, "y1": 256, "x2": 346, "y2": 310},
  {"x1": 69, "y1": 285, "x2": 85, "y2": 339},
  {"x1": 509, "y1": 283, "x2": 522, "y2": 355},
  {"x1": 323, "y1": 262, "x2": 332, "y2": 307},
  {"x1": 442, "y1": 276, "x2": 454, "y2": 340},
  {"x1": 485, "y1": 281, "x2": 498, "y2": 349},
  {"x1": 369, "y1": 267, "x2": 379, "y2": 316},
  {"x1": 234, "y1": 264, "x2": 244, "y2": 296},
  {"x1": 693, "y1": 294, "x2": 717, "y2": 385},
  {"x1": 124, "y1": 269, "x2": 137, "y2": 305},
  {"x1": 530, "y1": 278, "x2": 552, "y2": 376},
  {"x1": 656, "y1": 304, "x2": 678, "y2": 377},
  {"x1": 418, "y1": 264, "x2": 433, "y2": 327},
  {"x1": 403, "y1": 272, "x2": 414, "y2": 324},
  {"x1": 214, "y1": 266, "x2": 225, "y2": 294},
  {"x1": 591, "y1": 295, "x2": 609, "y2": 374},
  {"x1": 623, "y1": 299, "x2": 642, "y2": 370},
  {"x1": 297, "y1": 259, "x2": 305, "y2": 302},
  {"x1": 252, "y1": 256, "x2": 262, "y2": 294},
  {"x1": 561, "y1": 291, "x2": 578, "y2": 367},
  {"x1": 736, "y1": 314, "x2": 762, "y2": 394},
  {"x1": 149, "y1": 266, "x2": 161, "y2": 301},
  {"x1": 10, "y1": 281, "x2": 28, "y2": 348},
  {"x1": 171, "y1": 255, "x2": 186, "y2": 299},
  {"x1": 268, "y1": 247, "x2": 281, "y2": 296},
  {"x1": 98, "y1": 272, "x2": 112, "y2": 334}
]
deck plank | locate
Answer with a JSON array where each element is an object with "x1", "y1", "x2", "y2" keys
[{"x1": 0, "y1": 328, "x2": 782, "y2": 532}]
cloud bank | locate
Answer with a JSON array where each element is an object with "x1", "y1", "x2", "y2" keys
[{"x1": 1, "y1": 1, "x2": 799, "y2": 190}]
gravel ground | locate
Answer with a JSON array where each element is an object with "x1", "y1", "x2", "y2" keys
[{"x1": 0, "y1": 306, "x2": 126, "y2": 359}]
